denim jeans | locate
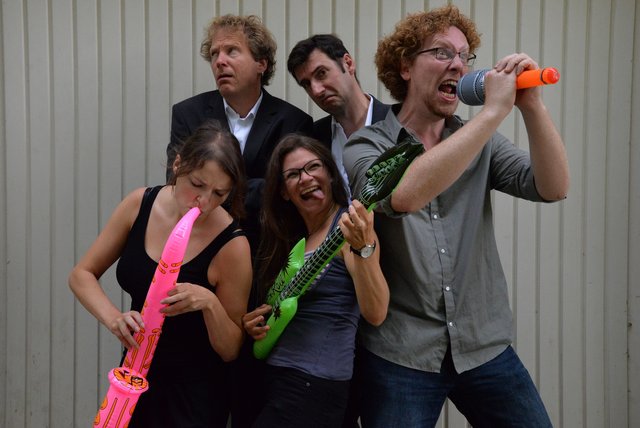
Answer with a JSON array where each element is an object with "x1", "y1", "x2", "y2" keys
[{"x1": 358, "y1": 346, "x2": 552, "y2": 428}]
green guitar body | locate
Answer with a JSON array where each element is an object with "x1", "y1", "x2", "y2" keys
[
  {"x1": 253, "y1": 295, "x2": 299, "y2": 360},
  {"x1": 253, "y1": 239, "x2": 305, "y2": 360},
  {"x1": 253, "y1": 132, "x2": 424, "y2": 360}
]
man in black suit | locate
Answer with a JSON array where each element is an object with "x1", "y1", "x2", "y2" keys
[
  {"x1": 167, "y1": 15, "x2": 312, "y2": 428},
  {"x1": 287, "y1": 34, "x2": 391, "y2": 427},
  {"x1": 287, "y1": 34, "x2": 390, "y2": 191},
  {"x1": 168, "y1": 15, "x2": 313, "y2": 256}
]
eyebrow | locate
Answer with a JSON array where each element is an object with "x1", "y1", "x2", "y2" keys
[
  {"x1": 296, "y1": 64, "x2": 328, "y2": 87},
  {"x1": 190, "y1": 173, "x2": 231, "y2": 193}
]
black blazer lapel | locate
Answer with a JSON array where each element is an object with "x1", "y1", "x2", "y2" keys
[
  {"x1": 242, "y1": 90, "x2": 277, "y2": 174},
  {"x1": 371, "y1": 96, "x2": 391, "y2": 123},
  {"x1": 206, "y1": 91, "x2": 230, "y2": 131}
]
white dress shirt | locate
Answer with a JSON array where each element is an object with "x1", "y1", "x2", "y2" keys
[
  {"x1": 224, "y1": 92, "x2": 264, "y2": 153},
  {"x1": 331, "y1": 95, "x2": 374, "y2": 190}
]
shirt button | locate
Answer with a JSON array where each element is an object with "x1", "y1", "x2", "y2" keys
[
  {"x1": 440, "y1": 248, "x2": 446, "y2": 253},
  {"x1": 433, "y1": 214, "x2": 438, "y2": 219},
  {"x1": 448, "y1": 321, "x2": 454, "y2": 327},
  {"x1": 445, "y1": 286, "x2": 451, "y2": 291}
]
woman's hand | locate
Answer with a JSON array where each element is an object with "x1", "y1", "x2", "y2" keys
[
  {"x1": 160, "y1": 282, "x2": 216, "y2": 316},
  {"x1": 339, "y1": 199, "x2": 375, "y2": 250},
  {"x1": 242, "y1": 304, "x2": 272, "y2": 341},
  {"x1": 108, "y1": 310, "x2": 145, "y2": 350}
]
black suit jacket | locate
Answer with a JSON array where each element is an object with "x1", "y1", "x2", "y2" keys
[
  {"x1": 311, "y1": 95, "x2": 391, "y2": 148},
  {"x1": 168, "y1": 89, "x2": 313, "y2": 254}
]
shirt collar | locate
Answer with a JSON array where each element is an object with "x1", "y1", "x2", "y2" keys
[
  {"x1": 330, "y1": 94, "x2": 375, "y2": 133},
  {"x1": 223, "y1": 91, "x2": 264, "y2": 120}
]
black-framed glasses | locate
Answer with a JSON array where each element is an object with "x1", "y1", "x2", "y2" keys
[
  {"x1": 282, "y1": 159, "x2": 324, "y2": 182},
  {"x1": 415, "y1": 47, "x2": 476, "y2": 66}
]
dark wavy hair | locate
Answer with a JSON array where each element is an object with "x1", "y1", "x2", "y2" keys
[
  {"x1": 376, "y1": 5, "x2": 481, "y2": 101},
  {"x1": 168, "y1": 119, "x2": 246, "y2": 220},
  {"x1": 287, "y1": 34, "x2": 350, "y2": 81},
  {"x1": 255, "y1": 134, "x2": 349, "y2": 298},
  {"x1": 200, "y1": 14, "x2": 277, "y2": 86}
]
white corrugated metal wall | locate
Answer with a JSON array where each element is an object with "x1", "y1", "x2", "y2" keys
[{"x1": 0, "y1": 0, "x2": 638, "y2": 427}]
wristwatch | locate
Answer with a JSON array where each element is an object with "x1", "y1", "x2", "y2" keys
[{"x1": 350, "y1": 241, "x2": 376, "y2": 258}]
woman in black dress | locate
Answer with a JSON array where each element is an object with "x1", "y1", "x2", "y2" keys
[{"x1": 69, "y1": 120, "x2": 252, "y2": 427}]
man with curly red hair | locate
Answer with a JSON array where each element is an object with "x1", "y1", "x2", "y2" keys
[{"x1": 344, "y1": 5, "x2": 568, "y2": 427}]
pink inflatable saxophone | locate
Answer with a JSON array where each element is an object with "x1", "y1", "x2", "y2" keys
[{"x1": 94, "y1": 207, "x2": 202, "y2": 428}]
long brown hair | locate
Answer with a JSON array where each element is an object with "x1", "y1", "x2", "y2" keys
[{"x1": 255, "y1": 134, "x2": 348, "y2": 299}]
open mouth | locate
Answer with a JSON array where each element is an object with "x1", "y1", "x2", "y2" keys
[
  {"x1": 300, "y1": 185, "x2": 321, "y2": 200},
  {"x1": 438, "y1": 79, "x2": 458, "y2": 99}
]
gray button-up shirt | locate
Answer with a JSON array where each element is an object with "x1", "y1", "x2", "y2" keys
[{"x1": 343, "y1": 106, "x2": 544, "y2": 373}]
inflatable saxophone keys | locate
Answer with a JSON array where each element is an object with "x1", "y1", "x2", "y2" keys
[
  {"x1": 94, "y1": 206, "x2": 201, "y2": 428},
  {"x1": 254, "y1": 131, "x2": 424, "y2": 360}
]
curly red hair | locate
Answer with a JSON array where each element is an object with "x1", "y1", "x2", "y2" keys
[{"x1": 375, "y1": 5, "x2": 481, "y2": 101}]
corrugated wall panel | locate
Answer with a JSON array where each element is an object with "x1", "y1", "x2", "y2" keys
[
  {"x1": 604, "y1": 0, "x2": 634, "y2": 426},
  {"x1": 562, "y1": 0, "x2": 588, "y2": 425},
  {"x1": 3, "y1": 1, "x2": 29, "y2": 426},
  {"x1": 25, "y1": 3, "x2": 53, "y2": 427},
  {"x1": 73, "y1": 0, "x2": 101, "y2": 422},
  {"x1": 629, "y1": 0, "x2": 640, "y2": 422},
  {"x1": 0, "y1": 0, "x2": 6, "y2": 424},
  {"x1": 50, "y1": 1, "x2": 76, "y2": 425},
  {"x1": 537, "y1": 0, "x2": 565, "y2": 423},
  {"x1": 584, "y1": 1, "x2": 611, "y2": 427},
  {"x1": 0, "y1": 1, "x2": 637, "y2": 427}
]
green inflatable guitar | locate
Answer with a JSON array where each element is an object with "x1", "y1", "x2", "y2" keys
[{"x1": 253, "y1": 132, "x2": 424, "y2": 360}]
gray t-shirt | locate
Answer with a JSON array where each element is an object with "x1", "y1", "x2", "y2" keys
[{"x1": 343, "y1": 106, "x2": 544, "y2": 373}]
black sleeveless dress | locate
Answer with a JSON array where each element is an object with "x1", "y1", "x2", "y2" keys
[{"x1": 115, "y1": 185, "x2": 245, "y2": 427}]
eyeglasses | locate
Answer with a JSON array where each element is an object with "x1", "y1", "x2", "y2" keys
[
  {"x1": 415, "y1": 47, "x2": 476, "y2": 66},
  {"x1": 282, "y1": 159, "x2": 324, "y2": 182}
]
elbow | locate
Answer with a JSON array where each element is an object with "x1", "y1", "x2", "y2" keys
[
  {"x1": 220, "y1": 351, "x2": 239, "y2": 363},
  {"x1": 539, "y1": 181, "x2": 570, "y2": 202},
  {"x1": 217, "y1": 344, "x2": 241, "y2": 362},
  {"x1": 546, "y1": 192, "x2": 568, "y2": 202},
  {"x1": 211, "y1": 333, "x2": 243, "y2": 362},
  {"x1": 391, "y1": 194, "x2": 430, "y2": 214},
  {"x1": 68, "y1": 269, "x2": 80, "y2": 295},
  {"x1": 366, "y1": 314, "x2": 387, "y2": 327},
  {"x1": 362, "y1": 307, "x2": 388, "y2": 327}
]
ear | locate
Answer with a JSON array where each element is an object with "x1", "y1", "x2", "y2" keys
[
  {"x1": 173, "y1": 155, "x2": 181, "y2": 174},
  {"x1": 399, "y1": 58, "x2": 411, "y2": 81},
  {"x1": 256, "y1": 58, "x2": 268, "y2": 75},
  {"x1": 343, "y1": 53, "x2": 356, "y2": 75}
]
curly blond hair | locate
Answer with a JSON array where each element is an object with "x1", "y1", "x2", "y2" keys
[
  {"x1": 200, "y1": 14, "x2": 277, "y2": 86},
  {"x1": 375, "y1": 5, "x2": 481, "y2": 101}
]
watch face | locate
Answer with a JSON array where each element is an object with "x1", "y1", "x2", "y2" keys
[{"x1": 360, "y1": 245, "x2": 375, "y2": 258}]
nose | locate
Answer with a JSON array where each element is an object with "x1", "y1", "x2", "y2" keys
[
  {"x1": 196, "y1": 192, "x2": 211, "y2": 207},
  {"x1": 448, "y1": 53, "x2": 466, "y2": 71},
  {"x1": 213, "y1": 52, "x2": 227, "y2": 68},
  {"x1": 309, "y1": 80, "x2": 325, "y2": 98},
  {"x1": 298, "y1": 169, "x2": 314, "y2": 182}
]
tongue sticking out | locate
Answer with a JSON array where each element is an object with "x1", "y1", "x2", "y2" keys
[{"x1": 300, "y1": 187, "x2": 325, "y2": 201}]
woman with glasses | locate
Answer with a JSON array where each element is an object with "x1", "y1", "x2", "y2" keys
[{"x1": 242, "y1": 134, "x2": 389, "y2": 427}]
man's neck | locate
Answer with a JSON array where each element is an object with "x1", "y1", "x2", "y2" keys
[
  {"x1": 224, "y1": 86, "x2": 263, "y2": 118},
  {"x1": 397, "y1": 103, "x2": 446, "y2": 150},
  {"x1": 335, "y1": 91, "x2": 371, "y2": 138}
]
